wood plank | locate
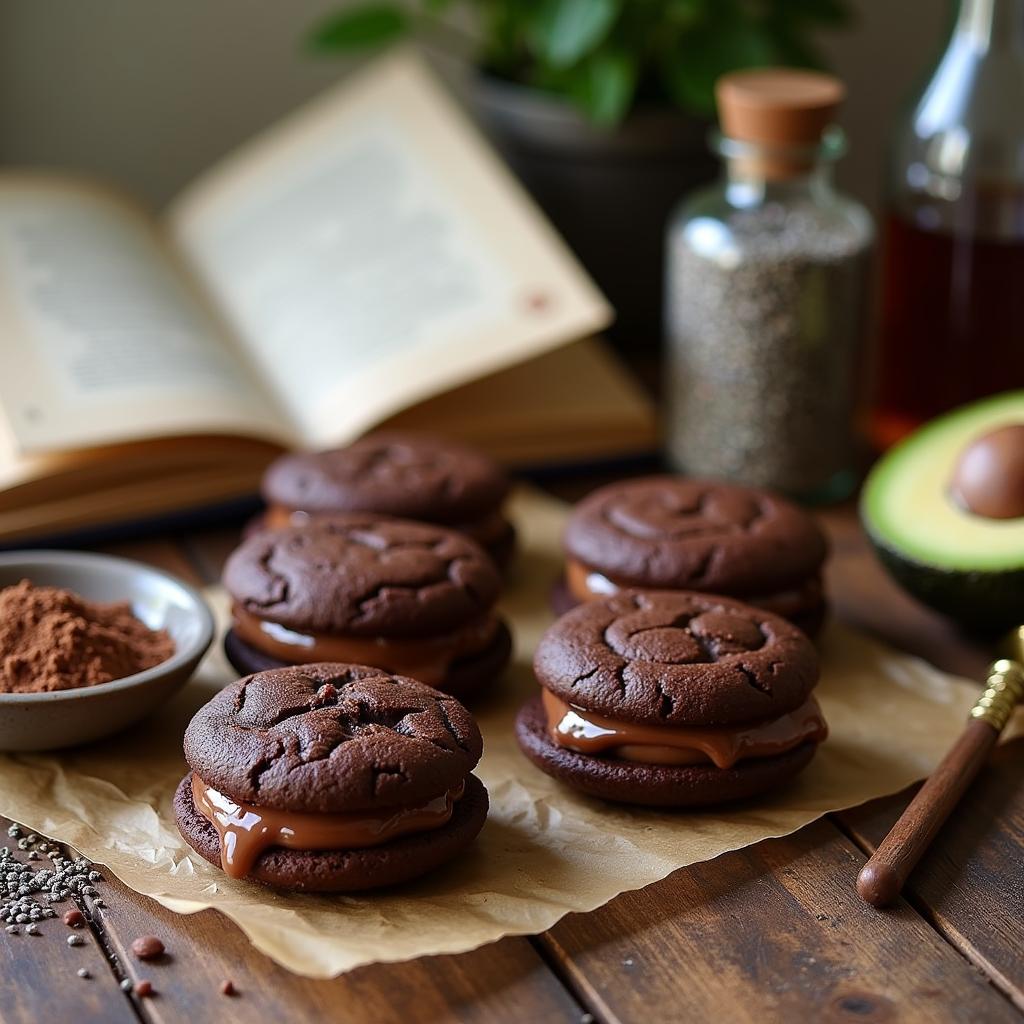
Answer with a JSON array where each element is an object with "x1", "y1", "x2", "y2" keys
[
  {"x1": 541, "y1": 819, "x2": 1018, "y2": 1024},
  {"x1": 817, "y1": 507, "x2": 989, "y2": 681},
  {"x1": 95, "y1": 536, "x2": 206, "y2": 588},
  {"x1": 837, "y1": 737, "x2": 1024, "y2": 1012},
  {"x1": 176, "y1": 527, "x2": 241, "y2": 585},
  {"x1": 0, "y1": 817, "x2": 139, "y2": 1024},
  {"x1": 86, "y1": 873, "x2": 584, "y2": 1024}
]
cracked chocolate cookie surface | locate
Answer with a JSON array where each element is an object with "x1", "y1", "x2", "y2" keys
[
  {"x1": 564, "y1": 476, "x2": 828, "y2": 594},
  {"x1": 183, "y1": 663, "x2": 483, "y2": 813},
  {"x1": 262, "y1": 432, "x2": 510, "y2": 524},
  {"x1": 223, "y1": 514, "x2": 501, "y2": 637},
  {"x1": 534, "y1": 591, "x2": 818, "y2": 727}
]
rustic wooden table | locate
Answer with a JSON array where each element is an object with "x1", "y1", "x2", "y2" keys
[{"x1": 2, "y1": 500, "x2": 1021, "y2": 1024}]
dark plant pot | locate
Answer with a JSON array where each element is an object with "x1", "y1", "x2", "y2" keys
[{"x1": 469, "y1": 73, "x2": 717, "y2": 353}]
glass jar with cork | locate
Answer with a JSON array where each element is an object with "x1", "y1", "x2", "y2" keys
[{"x1": 664, "y1": 69, "x2": 873, "y2": 502}]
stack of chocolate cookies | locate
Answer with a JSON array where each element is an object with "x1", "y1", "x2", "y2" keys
[
  {"x1": 554, "y1": 476, "x2": 829, "y2": 636},
  {"x1": 178, "y1": 433, "x2": 513, "y2": 891},
  {"x1": 521, "y1": 475, "x2": 830, "y2": 806},
  {"x1": 517, "y1": 591, "x2": 826, "y2": 807},
  {"x1": 176, "y1": 664, "x2": 488, "y2": 891},
  {"x1": 260, "y1": 432, "x2": 516, "y2": 569},
  {"x1": 222, "y1": 513, "x2": 512, "y2": 701}
]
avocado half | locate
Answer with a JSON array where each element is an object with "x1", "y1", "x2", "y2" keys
[{"x1": 861, "y1": 391, "x2": 1024, "y2": 632}]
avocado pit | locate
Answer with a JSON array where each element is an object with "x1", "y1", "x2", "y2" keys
[{"x1": 949, "y1": 423, "x2": 1024, "y2": 520}]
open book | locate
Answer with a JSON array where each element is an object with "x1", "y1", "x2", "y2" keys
[{"x1": 0, "y1": 51, "x2": 656, "y2": 544}]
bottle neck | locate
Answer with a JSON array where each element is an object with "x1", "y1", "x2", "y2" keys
[
  {"x1": 713, "y1": 128, "x2": 844, "y2": 206},
  {"x1": 954, "y1": 0, "x2": 1024, "y2": 51},
  {"x1": 723, "y1": 158, "x2": 836, "y2": 206}
]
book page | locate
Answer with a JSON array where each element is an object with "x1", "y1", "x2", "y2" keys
[
  {"x1": 169, "y1": 50, "x2": 612, "y2": 449},
  {"x1": 0, "y1": 177, "x2": 291, "y2": 455}
]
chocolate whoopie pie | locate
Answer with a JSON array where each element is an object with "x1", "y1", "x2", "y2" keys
[
  {"x1": 516, "y1": 591, "x2": 827, "y2": 807},
  {"x1": 556, "y1": 476, "x2": 829, "y2": 635},
  {"x1": 261, "y1": 432, "x2": 516, "y2": 569},
  {"x1": 175, "y1": 663, "x2": 488, "y2": 891},
  {"x1": 223, "y1": 514, "x2": 512, "y2": 699}
]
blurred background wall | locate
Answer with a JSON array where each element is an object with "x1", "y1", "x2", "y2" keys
[{"x1": 0, "y1": 0, "x2": 948, "y2": 211}]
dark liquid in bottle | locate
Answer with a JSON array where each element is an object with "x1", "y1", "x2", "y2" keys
[{"x1": 871, "y1": 210, "x2": 1024, "y2": 449}]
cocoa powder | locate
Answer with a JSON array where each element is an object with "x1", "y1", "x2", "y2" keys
[{"x1": 0, "y1": 580, "x2": 174, "y2": 693}]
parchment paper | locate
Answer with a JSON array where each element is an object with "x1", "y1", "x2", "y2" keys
[{"x1": 0, "y1": 490, "x2": 994, "y2": 977}]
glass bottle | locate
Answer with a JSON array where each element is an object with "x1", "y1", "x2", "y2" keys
[
  {"x1": 871, "y1": 0, "x2": 1024, "y2": 448},
  {"x1": 665, "y1": 69, "x2": 873, "y2": 502}
]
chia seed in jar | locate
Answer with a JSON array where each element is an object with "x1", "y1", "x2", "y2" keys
[{"x1": 664, "y1": 69, "x2": 873, "y2": 501}]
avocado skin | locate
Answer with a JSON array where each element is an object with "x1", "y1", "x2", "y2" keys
[{"x1": 867, "y1": 531, "x2": 1024, "y2": 635}]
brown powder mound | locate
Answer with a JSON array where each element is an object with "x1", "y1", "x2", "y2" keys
[{"x1": 0, "y1": 579, "x2": 175, "y2": 694}]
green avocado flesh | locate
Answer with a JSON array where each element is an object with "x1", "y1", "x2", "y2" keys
[{"x1": 861, "y1": 390, "x2": 1024, "y2": 630}]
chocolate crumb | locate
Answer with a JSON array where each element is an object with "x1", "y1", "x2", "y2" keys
[
  {"x1": 63, "y1": 909, "x2": 85, "y2": 928},
  {"x1": 220, "y1": 979, "x2": 237, "y2": 996},
  {"x1": 131, "y1": 935, "x2": 165, "y2": 960},
  {"x1": 135, "y1": 980, "x2": 154, "y2": 998}
]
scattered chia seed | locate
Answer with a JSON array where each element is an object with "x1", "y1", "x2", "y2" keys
[
  {"x1": 120, "y1": 979, "x2": 133, "y2": 993},
  {"x1": 67, "y1": 933, "x2": 84, "y2": 946},
  {"x1": 0, "y1": 839, "x2": 106, "y2": 937},
  {"x1": 77, "y1": 968, "x2": 91, "y2": 979}
]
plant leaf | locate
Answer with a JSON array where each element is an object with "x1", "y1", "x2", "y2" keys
[
  {"x1": 530, "y1": 0, "x2": 621, "y2": 69},
  {"x1": 569, "y1": 48, "x2": 637, "y2": 125},
  {"x1": 774, "y1": 0, "x2": 853, "y2": 27},
  {"x1": 661, "y1": 23, "x2": 779, "y2": 116},
  {"x1": 307, "y1": 4, "x2": 408, "y2": 52}
]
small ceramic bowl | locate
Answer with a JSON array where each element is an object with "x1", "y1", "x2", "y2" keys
[{"x1": 0, "y1": 550, "x2": 214, "y2": 751}]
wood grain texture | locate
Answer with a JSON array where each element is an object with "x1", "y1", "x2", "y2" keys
[
  {"x1": 87, "y1": 873, "x2": 583, "y2": 1024},
  {"x1": 818, "y1": 507, "x2": 989, "y2": 680},
  {"x1": 839, "y1": 738, "x2": 1024, "y2": 1012},
  {"x1": 0, "y1": 817, "x2": 138, "y2": 1024},
  {"x1": 542, "y1": 819, "x2": 1019, "y2": 1024}
]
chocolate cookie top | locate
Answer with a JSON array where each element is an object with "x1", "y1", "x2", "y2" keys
[
  {"x1": 262, "y1": 433, "x2": 510, "y2": 525},
  {"x1": 184, "y1": 663, "x2": 483, "y2": 813},
  {"x1": 534, "y1": 591, "x2": 818, "y2": 727},
  {"x1": 223, "y1": 514, "x2": 501, "y2": 637},
  {"x1": 564, "y1": 476, "x2": 828, "y2": 595}
]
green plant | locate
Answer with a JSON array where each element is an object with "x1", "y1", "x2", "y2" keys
[{"x1": 308, "y1": 0, "x2": 851, "y2": 125}]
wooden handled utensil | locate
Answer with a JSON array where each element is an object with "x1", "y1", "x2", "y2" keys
[{"x1": 857, "y1": 629, "x2": 1024, "y2": 908}]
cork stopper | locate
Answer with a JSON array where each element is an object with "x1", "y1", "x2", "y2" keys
[{"x1": 715, "y1": 68, "x2": 845, "y2": 179}]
